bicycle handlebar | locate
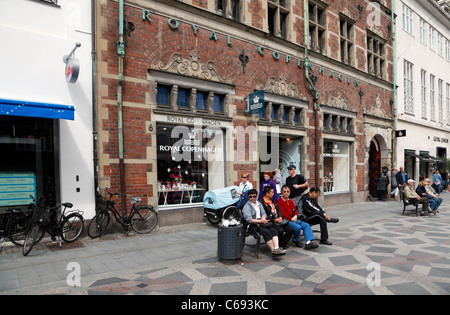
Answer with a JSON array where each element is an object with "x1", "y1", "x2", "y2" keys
[{"x1": 104, "y1": 186, "x2": 125, "y2": 197}]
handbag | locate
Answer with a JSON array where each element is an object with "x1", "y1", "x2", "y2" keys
[
  {"x1": 276, "y1": 218, "x2": 290, "y2": 227},
  {"x1": 259, "y1": 222, "x2": 273, "y2": 229}
]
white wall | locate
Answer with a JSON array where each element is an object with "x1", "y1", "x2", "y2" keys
[
  {"x1": 0, "y1": 0, "x2": 95, "y2": 218},
  {"x1": 395, "y1": 0, "x2": 450, "y2": 173}
]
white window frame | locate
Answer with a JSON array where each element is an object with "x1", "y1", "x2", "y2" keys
[
  {"x1": 421, "y1": 69, "x2": 427, "y2": 119},
  {"x1": 404, "y1": 60, "x2": 414, "y2": 114},
  {"x1": 402, "y1": 4, "x2": 413, "y2": 35},
  {"x1": 420, "y1": 19, "x2": 427, "y2": 45}
]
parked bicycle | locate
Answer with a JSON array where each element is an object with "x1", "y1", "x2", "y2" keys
[
  {"x1": 0, "y1": 207, "x2": 33, "y2": 253},
  {"x1": 22, "y1": 196, "x2": 84, "y2": 256},
  {"x1": 87, "y1": 187, "x2": 158, "y2": 238}
]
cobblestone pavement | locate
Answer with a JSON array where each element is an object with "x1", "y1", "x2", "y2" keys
[{"x1": 1, "y1": 195, "x2": 450, "y2": 295}]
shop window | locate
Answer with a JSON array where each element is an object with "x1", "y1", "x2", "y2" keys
[
  {"x1": 0, "y1": 117, "x2": 58, "y2": 208},
  {"x1": 156, "y1": 124, "x2": 226, "y2": 208},
  {"x1": 323, "y1": 141, "x2": 350, "y2": 193}
]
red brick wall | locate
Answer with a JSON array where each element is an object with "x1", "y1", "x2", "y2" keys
[{"x1": 97, "y1": 0, "x2": 394, "y2": 208}]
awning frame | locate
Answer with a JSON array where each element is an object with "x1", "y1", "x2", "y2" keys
[{"x1": 0, "y1": 98, "x2": 75, "y2": 120}]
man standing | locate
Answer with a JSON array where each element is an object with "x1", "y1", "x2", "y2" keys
[{"x1": 285, "y1": 165, "x2": 309, "y2": 208}]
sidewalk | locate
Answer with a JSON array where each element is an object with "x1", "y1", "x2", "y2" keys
[{"x1": 1, "y1": 193, "x2": 450, "y2": 295}]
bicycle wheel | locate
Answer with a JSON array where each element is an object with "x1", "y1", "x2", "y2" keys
[
  {"x1": 8, "y1": 220, "x2": 28, "y2": 247},
  {"x1": 22, "y1": 222, "x2": 44, "y2": 256},
  {"x1": 61, "y1": 213, "x2": 84, "y2": 243},
  {"x1": 87, "y1": 211, "x2": 110, "y2": 239},
  {"x1": 130, "y1": 206, "x2": 158, "y2": 234}
]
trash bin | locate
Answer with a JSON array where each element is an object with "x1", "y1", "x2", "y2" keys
[{"x1": 217, "y1": 222, "x2": 244, "y2": 260}]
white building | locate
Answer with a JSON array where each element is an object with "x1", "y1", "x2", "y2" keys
[
  {"x1": 395, "y1": 0, "x2": 450, "y2": 181},
  {"x1": 0, "y1": 0, "x2": 96, "y2": 218}
]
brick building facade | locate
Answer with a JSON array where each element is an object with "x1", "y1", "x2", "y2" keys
[{"x1": 96, "y1": 0, "x2": 394, "y2": 225}]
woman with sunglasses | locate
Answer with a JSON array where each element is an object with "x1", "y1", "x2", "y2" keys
[{"x1": 242, "y1": 189, "x2": 286, "y2": 256}]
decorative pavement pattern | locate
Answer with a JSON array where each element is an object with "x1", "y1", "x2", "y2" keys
[{"x1": 16, "y1": 210, "x2": 450, "y2": 295}]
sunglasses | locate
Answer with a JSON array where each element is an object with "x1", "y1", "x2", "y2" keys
[{"x1": 248, "y1": 195, "x2": 257, "y2": 199}]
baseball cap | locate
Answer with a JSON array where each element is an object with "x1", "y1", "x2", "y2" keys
[
  {"x1": 407, "y1": 179, "x2": 415, "y2": 184},
  {"x1": 287, "y1": 165, "x2": 296, "y2": 170}
]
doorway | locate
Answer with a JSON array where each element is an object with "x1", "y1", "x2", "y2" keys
[{"x1": 369, "y1": 137, "x2": 381, "y2": 196}]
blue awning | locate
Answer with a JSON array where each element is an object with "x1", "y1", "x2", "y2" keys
[{"x1": 0, "y1": 98, "x2": 75, "y2": 120}]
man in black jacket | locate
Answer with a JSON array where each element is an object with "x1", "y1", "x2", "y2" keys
[{"x1": 298, "y1": 187, "x2": 339, "y2": 245}]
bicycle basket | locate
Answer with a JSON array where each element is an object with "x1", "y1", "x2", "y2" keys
[
  {"x1": 97, "y1": 195, "x2": 113, "y2": 211},
  {"x1": 31, "y1": 204, "x2": 47, "y2": 221}
]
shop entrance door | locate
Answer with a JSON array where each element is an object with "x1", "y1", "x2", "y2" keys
[{"x1": 369, "y1": 137, "x2": 381, "y2": 197}]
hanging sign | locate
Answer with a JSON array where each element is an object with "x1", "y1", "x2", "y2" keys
[
  {"x1": 63, "y1": 42, "x2": 81, "y2": 83},
  {"x1": 246, "y1": 90, "x2": 264, "y2": 115}
]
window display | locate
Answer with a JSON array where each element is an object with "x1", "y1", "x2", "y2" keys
[
  {"x1": 323, "y1": 141, "x2": 350, "y2": 193},
  {"x1": 156, "y1": 124, "x2": 225, "y2": 207}
]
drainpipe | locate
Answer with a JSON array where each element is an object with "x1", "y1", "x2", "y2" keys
[
  {"x1": 117, "y1": 0, "x2": 127, "y2": 215},
  {"x1": 91, "y1": 0, "x2": 99, "y2": 209},
  {"x1": 304, "y1": 0, "x2": 320, "y2": 187},
  {"x1": 391, "y1": 0, "x2": 397, "y2": 169}
]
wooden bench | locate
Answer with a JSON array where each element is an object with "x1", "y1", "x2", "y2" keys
[{"x1": 402, "y1": 192, "x2": 419, "y2": 216}]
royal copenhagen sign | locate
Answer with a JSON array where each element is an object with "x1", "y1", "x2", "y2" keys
[{"x1": 142, "y1": 10, "x2": 361, "y2": 87}]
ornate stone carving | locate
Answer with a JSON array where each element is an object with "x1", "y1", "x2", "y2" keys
[
  {"x1": 327, "y1": 92, "x2": 351, "y2": 111},
  {"x1": 256, "y1": 75, "x2": 304, "y2": 99},
  {"x1": 150, "y1": 50, "x2": 232, "y2": 84},
  {"x1": 364, "y1": 93, "x2": 388, "y2": 118}
]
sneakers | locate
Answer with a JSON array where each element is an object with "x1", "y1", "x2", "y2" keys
[
  {"x1": 305, "y1": 241, "x2": 319, "y2": 250},
  {"x1": 271, "y1": 248, "x2": 286, "y2": 256}
]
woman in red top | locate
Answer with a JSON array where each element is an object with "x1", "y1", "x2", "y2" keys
[{"x1": 277, "y1": 185, "x2": 318, "y2": 249}]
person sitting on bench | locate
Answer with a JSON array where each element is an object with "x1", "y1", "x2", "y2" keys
[
  {"x1": 241, "y1": 189, "x2": 286, "y2": 256},
  {"x1": 277, "y1": 185, "x2": 319, "y2": 250},
  {"x1": 298, "y1": 187, "x2": 339, "y2": 245}
]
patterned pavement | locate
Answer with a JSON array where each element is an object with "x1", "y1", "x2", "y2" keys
[{"x1": 1, "y1": 198, "x2": 450, "y2": 295}]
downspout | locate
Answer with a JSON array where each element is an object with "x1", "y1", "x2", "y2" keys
[
  {"x1": 117, "y1": 0, "x2": 127, "y2": 215},
  {"x1": 91, "y1": 0, "x2": 99, "y2": 209},
  {"x1": 391, "y1": 0, "x2": 397, "y2": 168},
  {"x1": 304, "y1": 0, "x2": 320, "y2": 187}
]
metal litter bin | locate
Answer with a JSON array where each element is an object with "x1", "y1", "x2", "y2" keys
[{"x1": 217, "y1": 223, "x2": 244, "y2": 260}]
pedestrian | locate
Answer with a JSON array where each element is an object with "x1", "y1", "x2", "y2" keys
[
  {"x1": 285, "y1": 164, "x2": 309, "y2": 208},
  {"x1": 258, "y1": 172, "x2": 278, "y2": 202},
  {"x1": 396, "y1": 166, "x2": 406, "y2": 199},
  {"x1": 273, "y1": 168, "x2": 282, "y2": 195},
  {"x1": 238, "y1": 173, "x2": 253, "y2": 195},
  {"x1": 390, "y1": 168, "x2": 399, "y2": 200},
  {"x1": 377, "y1": 166, "x2": 389, "y2": 201},
  {"x1": 433, "y1": 170, "x2": 442, "y2": 194}
]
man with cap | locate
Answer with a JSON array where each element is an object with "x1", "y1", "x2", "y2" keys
[
  {"x1": 285, "y1": 164, "x2": 309, "y2": 208},
  {"x1": 404, "y1": 179, "x2": 431, "y2": 216}
]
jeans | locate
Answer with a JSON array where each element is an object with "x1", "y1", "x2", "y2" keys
[
  {"x1": 288, "y1": 220, "x2": 315, "y2": 243},
  {"x1": 428, "y1": 197, "x2": 443, "y2": 211}
]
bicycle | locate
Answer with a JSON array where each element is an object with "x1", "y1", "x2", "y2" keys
[
  {"x1": 22, "y1": 196, "x2": 85, "y2": 256},
  {"x1": 0, "y1": 207, "x2": 33, "y2": 253},
  {"x1": 87, "y1": 187, "x2": 158, "y2": 238}
]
